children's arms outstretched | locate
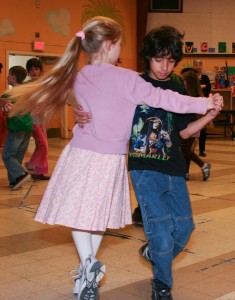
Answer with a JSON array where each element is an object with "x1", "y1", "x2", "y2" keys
[{"x1": 180, "y1": 93, "x2": 223, "y2": 139}]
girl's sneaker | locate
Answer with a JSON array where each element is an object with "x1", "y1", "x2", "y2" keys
[
  {"x1": 78, "y1": 255, "x2": 106, "y2": 300},
  {"x1": 70, "y1": 265, "x2": 83, "y2": 295}
]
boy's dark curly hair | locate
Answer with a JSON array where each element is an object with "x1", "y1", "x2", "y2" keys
[
  {"x1": 26, "y1": 58, "x2": 43, "y2": 72},
  {"x1": 139, "y1": 26, "x2": 185, "y2": 73}
]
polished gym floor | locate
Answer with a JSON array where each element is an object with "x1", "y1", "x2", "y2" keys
[{"x1": 0, "y1": 137, "x2": 235, "y2": 300}]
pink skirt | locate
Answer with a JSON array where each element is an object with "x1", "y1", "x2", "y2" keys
[{"x1": 34, "y1": 145, "x2": 132, "y2": 231}]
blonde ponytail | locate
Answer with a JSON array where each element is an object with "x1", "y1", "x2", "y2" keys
[{"x1": 9, "y1": 16, "x2": 122, "y2": 122}]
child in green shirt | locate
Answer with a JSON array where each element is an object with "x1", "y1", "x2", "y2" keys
[{"x1": 0, "y1": 66, "x2": 32, "y2": 190}]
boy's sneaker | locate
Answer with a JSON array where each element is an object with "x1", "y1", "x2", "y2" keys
[
  {"x1": 152, "y1": 287, "x2": 173, "y2": 300},
  {"x1": 70, "y1": 265, "x2": 83, "y2": 295},
  {"x1": 139, "y1": 243, "x2": 152, "y2": 264},
  {"x1": 11, "y1": 173, "x2": 31, "y2": 191},
  {"x1": 185, "y1": 173, "x2": 189, "y2": 181},
  {"x1": 202, "y1": 163, "x2": 211, "y2": 181},
  {"x1": 79, "y1": 255, "x2": 106, "y2": 300}
]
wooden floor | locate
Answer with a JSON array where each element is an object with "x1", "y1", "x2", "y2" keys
[{"x1": 0, "y1": 137, "x2": 235, "y2": 300}]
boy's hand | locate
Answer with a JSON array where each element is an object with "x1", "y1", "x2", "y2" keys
[{"x1": 74, "y1": 104, "x2": 91, "y2": 128}]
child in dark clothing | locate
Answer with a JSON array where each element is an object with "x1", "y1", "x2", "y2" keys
[{"x1": 193, "y1": 59, "x2": 212, "y2": 157}]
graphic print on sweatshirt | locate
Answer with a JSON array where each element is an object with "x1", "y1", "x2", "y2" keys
[{"x1": 129, "y1": 105, "x2": 173, "y2": 161}]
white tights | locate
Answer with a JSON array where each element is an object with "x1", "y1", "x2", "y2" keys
[{"x1": 71, "y1": 230, "x2": 104, "y2": 267}]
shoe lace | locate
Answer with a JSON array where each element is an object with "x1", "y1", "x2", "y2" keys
[
  {"x1": 69, "y1": 265, "x2": 82, "y2": 280},
  {"x1": 85, "y1": 268, "x2": 101, "y2": 289},
  {"x1": 142, "y1": 244, "x2": 152, "y2": 263}
]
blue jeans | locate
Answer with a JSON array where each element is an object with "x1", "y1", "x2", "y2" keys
[
  {"x1": 2, "y1": 130, "x2": 31, "y2": 183},
  {"x1": 130, "y1": 170, "x2": 194, "y2": 288}
]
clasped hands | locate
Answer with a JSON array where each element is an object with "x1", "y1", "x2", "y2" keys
[{"x1": 207, "y1": 93, "x2": 223, "y2": 116}]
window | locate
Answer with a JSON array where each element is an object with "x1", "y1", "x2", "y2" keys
[{"x1": 149, "y1": 0, "x2": 183, "y2": 13}]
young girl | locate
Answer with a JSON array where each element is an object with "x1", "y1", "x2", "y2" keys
[
  {"x1": 180, "y1": 68, "x2": 211, "y2": 181},
  {"x1": 9, "y1": 16, "x2": 222, "y2": 300}
]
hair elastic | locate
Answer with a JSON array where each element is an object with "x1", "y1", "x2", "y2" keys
[{"x1": 76, "y1": 31, "x2": 85, "y2": 40}]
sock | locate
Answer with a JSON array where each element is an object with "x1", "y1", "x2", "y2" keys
[
  {"x1": 71, "y1": 230, "x2": 104, "y2": 267},
  {"x1": 72, "y1": 230, "x2": 93, "y2": 267},
  {"x1": 92, "y1": 232, "x2": 104, "y2": 256}
]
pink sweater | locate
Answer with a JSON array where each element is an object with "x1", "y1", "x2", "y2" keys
[{"x1": 70, "y1": 64, "x2": 208, "y2": 154}]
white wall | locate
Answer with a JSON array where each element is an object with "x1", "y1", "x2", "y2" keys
[{"x1": 147, "y1": 0, "x2": 235, "y2": 53}]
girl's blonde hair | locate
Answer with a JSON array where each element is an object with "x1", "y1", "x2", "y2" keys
[{"x1": 9, "y1": 16, "x2": 122, "y2": 121}]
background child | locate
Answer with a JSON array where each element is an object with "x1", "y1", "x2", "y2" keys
[
  {"x1": 8, "y1": 17, "x2": 222, "y2": 300},
  {"x1": 180, "y1": 68, "x2": 211, "y2": 181},
  {"x1": 0, "y1": 106, "x2": 7, "y2": 147},
  {"x1": 25, "y1": 58, "x2": 50, "y2": 181},
  {"x1": 0, "y1": 64, "x2": 7, "y2": 147},
  {"x1": 0, "y1": 66, "x2": 32, "y2": 190},
  {"x1": 193, "y1": 59, "x2": 212, "y2": 157}
]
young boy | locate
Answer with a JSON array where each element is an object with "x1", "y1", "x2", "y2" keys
[
  {"x1": 0, "y1": 66, "x2": 32, "y2": 190},
  {"x1": 128, "y1": 26, "x2": 221, "y2": 300}
]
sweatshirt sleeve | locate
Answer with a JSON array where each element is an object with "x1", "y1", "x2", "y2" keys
[{"x1": 122, "y1": 70, "x2": 208, "y2": 115}]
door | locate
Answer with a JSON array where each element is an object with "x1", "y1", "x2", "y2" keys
[{"x1": 7, "y1": 51, "x2": 73, "y2": 138}]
